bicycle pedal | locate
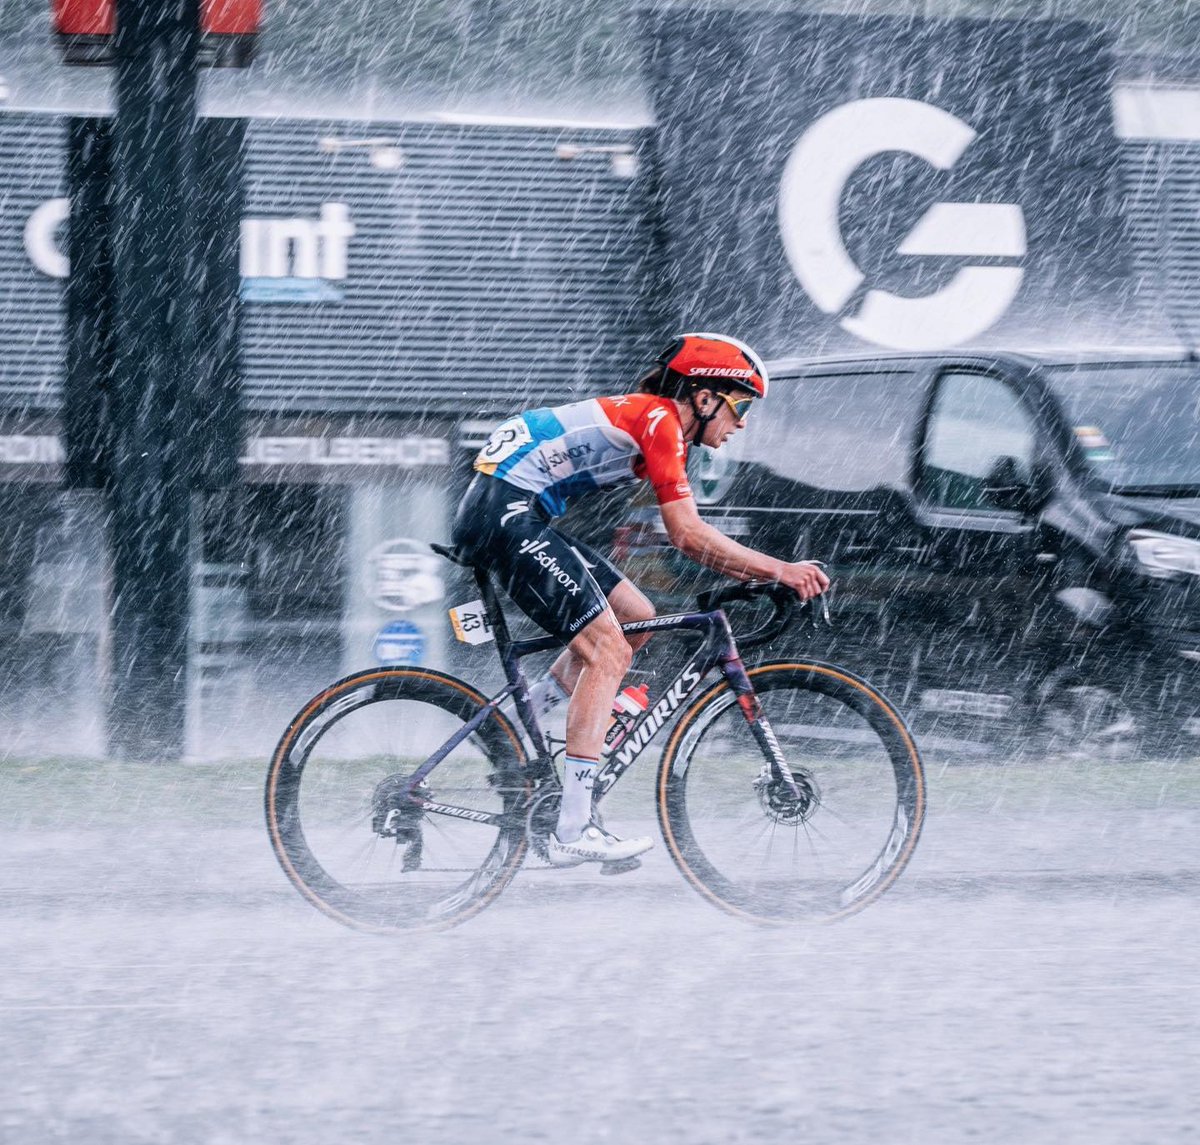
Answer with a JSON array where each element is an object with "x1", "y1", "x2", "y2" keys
[{"x1": 599, "y1": 857, "x2": 642, "y2": 876}]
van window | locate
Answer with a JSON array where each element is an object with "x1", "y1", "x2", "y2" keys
[
  {"x1": 921, "y1": 371, "x2": 1035, "y2": 510},
  {"x1": 1045, "y1": 363, "x2": 1200, "y2": 492},
  {"x1": 724, "y1": 371, "x2": 923, "y2": 493}
]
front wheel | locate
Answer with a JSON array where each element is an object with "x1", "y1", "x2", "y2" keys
[
  {"x1": 657, "y1": 661, "x2": 925, "y2": 924},
  {"x1": 266, "y1": 667, "x2": 531, "y2": 932}
]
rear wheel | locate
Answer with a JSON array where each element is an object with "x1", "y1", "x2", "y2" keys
[
  {"x1": 266, "y1": 667, "x2": 530, "y2": 932},
  {"x1": 657, "y1": 661, "x2": 925, "y2": 924}
]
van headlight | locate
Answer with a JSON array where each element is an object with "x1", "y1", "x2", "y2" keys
[{"x1": 1127, "y1": 529, "x2": 1200, "y2": 578}]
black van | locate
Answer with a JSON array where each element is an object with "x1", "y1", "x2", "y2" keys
[{"x1": 599, "y1": 351, "x2": 1200, "y2": 757}]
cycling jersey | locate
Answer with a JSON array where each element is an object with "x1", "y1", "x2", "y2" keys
[{"x1": 473, "y1": 394, "x2": 692, "y2": 519}]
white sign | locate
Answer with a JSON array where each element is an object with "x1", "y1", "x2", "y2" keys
[
  {"x1": 240, "y1": 436, "x2": 449, "y2": 468},
  {"x1": 365, "y1": 538, "x2": 445, "y2": 613},
  {"x1": 778, "y1": 98, "x2": 1026, "y2": 351},
  {"x1": 241, "y1": 203, "x2": 356, "y2": 280},
  {"x1": 448, "y1": 599, "x2": 495, "y2": 645},
  {"x1": 0, "y1": 434, "x2": 447, "y2": 470},
  {"x1": 0, "y1": 435, "x2": 64, "y2": 464},
  {"x1": 23, "y1": 198, "x2": 357, "y2": 284},
  {"x1": 24, "y1": 199, "x2": 69, "y2": 279}
]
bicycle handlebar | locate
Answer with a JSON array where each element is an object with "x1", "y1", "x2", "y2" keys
[{"x1": 696, "y1": 580, "x2": 804, "y2": 650}]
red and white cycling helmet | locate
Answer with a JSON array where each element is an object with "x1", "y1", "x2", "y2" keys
[{"x1": 654, "y1": 331, "x2": 769, "y2": 401}]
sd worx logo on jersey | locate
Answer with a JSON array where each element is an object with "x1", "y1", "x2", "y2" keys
[{"x1": 778, "y1": 98, "x2": 1026, "y2": 351}]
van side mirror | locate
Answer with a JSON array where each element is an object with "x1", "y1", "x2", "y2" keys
[{"x1": 981, "y1": 456, "x2": 1053, "y2": 514}]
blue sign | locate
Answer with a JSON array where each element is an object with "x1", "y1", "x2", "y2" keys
[
  {"x1": 241, "y1": 276, "x2": 344, "y2": 303},
  {"x1": 373, "y1": 619, "x2": 425, "y2": 666}
]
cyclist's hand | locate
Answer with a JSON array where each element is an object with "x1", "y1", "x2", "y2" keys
[{"x1": 780, "y1": 561, "x2": 829, "y2": 601}]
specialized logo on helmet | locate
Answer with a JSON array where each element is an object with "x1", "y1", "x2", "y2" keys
[
  {"x1": 688, "y1": 367, "x2": 755, "y2": 379},
  {"x1": 778, "y1": 98, "x2": 1026, "y2": 350}
]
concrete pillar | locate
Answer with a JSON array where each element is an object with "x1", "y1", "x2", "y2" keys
[{"x1": 341, "y1": 479, "x2": 449, "y2": 676}]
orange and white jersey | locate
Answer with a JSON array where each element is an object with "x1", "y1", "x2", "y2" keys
[{"x1": 473, "y1": 393, "x2": 692, "y2": 518}]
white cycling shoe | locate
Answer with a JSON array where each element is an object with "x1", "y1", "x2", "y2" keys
[{"x1": 546, "y1": 823, "x2": 654, "y2": 868}]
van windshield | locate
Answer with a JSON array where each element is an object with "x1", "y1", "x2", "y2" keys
[{"x1": 1044, "y1": 363, "x2": 1200, "y2": 495}]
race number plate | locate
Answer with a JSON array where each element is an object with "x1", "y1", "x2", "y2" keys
[
  {"x1": 474, "y1": 416, "x2": 533, "y2": 474},
  {"x1": 449, "y1": 599, "x2": 495, "y2": 645}
]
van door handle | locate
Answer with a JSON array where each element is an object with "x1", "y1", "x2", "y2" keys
[{"x1": 1035, "y1": 552, "x2": 1058, "y2": 564}]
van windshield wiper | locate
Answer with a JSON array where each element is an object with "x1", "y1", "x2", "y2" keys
[{"x1": 1110, "y1": 483, "x2": 1200, "y2": 498}]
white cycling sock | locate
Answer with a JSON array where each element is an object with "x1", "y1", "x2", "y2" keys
[
  {"x1": 557, "y1": 754, "x2": 598, "y2": 843},
  {"x1": 529, "y1": 672, "x2": 570, "y2": 719}
]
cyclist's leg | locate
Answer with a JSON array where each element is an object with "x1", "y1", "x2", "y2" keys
[
  {"x1": 450, "y1": 479, "x2": 652, "y2": 857},
  {"x1": 484, "y1": 533, "x2": 628, "y2": 839},
  {"x1": 547, "y1": 587, "x2": 656, "y2": 695}
]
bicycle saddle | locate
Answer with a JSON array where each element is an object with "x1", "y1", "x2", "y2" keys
[{"x1": 429, "y1": 541, "x2": 474, "y2": 568}]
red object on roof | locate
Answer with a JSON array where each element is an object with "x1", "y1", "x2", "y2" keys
[
  {"x1": 51, "y1": 0, "x2": 113, "y2": 35},
  {"x1": 52, "y1": 0, "x2": 262, "y2": 66},
  {"x1": 202, "y1": 0, "x2": 262, "y2": 35}
]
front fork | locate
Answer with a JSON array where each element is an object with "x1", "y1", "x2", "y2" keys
[{"x1": 718, "y1": 647, "x2": 805, "y2": 800}]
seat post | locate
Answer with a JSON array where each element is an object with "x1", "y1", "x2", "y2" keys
[{"x1": 474, "y1": 564, "x2": 514, "y2": 651}]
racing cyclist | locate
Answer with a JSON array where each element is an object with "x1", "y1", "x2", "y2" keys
[{"x1": 450, "y1": 332, "x2": 829, "y2": 867}]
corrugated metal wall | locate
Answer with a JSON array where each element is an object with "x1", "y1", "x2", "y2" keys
[
  {"x1": 0, "y1": 112, "x2": 661, "y2": 417},
  {"x1": 242, "y1": 118, "x2": 660, "y2": 414},
  {"x1": 0, "y1": 107, "x2": 1198, "y2": 420},
  {"x1": 1121, "y1": 140, "x2": 1200, "y2": 346},
  {"x1": 0, "y1": 113, "x2": 67, "y2": 409}
]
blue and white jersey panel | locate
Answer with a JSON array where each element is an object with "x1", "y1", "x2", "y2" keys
[{"x1": 479, "y1": 399, "x2": 640, "y2": 518}]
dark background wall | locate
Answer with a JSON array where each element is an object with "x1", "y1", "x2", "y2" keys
[{"x1": 0, "y1": 113, "x2": 662, "y2": 419}]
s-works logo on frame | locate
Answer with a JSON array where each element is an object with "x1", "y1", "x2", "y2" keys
[{"x1": 778, "y1": 97, "x2": 1026, "y2": 350}]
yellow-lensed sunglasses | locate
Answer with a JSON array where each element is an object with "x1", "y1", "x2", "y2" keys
[{"x1": 718, "y1": 391, "x2": 755, "y2": 420}]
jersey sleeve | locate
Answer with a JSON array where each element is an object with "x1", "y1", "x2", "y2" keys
[{"x1": 637, "y1": 411, "x2": 693, "y2": 505}]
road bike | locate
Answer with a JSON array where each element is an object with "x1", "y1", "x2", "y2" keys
[{"x1": 265, "y1": 544, "x2": 926, "y2": 931}]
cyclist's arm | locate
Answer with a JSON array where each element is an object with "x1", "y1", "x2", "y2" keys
[{"x1": 658, "y1": 497, "x2": 829, "y2": 599}]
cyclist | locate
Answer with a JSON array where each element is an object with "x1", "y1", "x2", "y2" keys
[{"x1": 451, "y1": 332, "x2": 829, "y2": 867}]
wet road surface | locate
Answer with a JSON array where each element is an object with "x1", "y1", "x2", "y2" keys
[{"x1": 1, "y1": 756, "x2": 1197, "y2": 1144}]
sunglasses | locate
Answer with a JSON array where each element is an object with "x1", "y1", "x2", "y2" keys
[{"x1": 718, "y1": 392, "x2": 755, "y2": 420}]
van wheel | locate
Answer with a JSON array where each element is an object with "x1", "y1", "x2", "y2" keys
[{"x1": 1034, "y1": 680, "x2": 1139, "y2": 760}]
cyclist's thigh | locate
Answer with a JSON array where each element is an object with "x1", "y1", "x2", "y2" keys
[
  {"x1": 564, "y1": 535, "x2": 656, "y2": 630},
  {"x1": 454, "y1": 479, "x2": 609, "y2": 641},
  {"x1": 500, "y1": 524, "x2": 611, "y2": 640},
  {"x1": 562, "y1": 535, "x2": 627, "y2": 596}
]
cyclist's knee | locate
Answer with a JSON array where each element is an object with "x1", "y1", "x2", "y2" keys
[{"x1": 573, "y1": 613, "x2": 632, "y2": 675}]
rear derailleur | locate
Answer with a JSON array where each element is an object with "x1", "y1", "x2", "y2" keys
[{"x1": 371, "y1": 774, "x2": 429, "y2": 872}]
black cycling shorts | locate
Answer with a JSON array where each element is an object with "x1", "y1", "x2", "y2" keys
[{"x1": 450, "y1": 474, "x2": 626, "y2": 641}]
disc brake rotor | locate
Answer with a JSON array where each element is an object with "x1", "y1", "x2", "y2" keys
[{"x1": 752, "y1": 766, "x2": 820, "y2": 825}]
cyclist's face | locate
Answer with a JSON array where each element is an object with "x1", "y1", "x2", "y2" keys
[{"x1": 700, "y1": 389, "x2": 750, "y2": 448}]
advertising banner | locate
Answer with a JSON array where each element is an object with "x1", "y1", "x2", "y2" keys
[{"x1": 647, "y1": 13, "x2": 1149, "y2": 354}]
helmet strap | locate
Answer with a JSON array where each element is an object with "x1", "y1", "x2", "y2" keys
[{"x1": 687, "y1": 392, "x2": 719, "y2": 446}]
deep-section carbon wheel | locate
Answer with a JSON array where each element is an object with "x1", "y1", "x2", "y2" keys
[
  {"x1": 657, "y1": 661, "x2": 925, "y2": 924},
  {"x1": 266, "y1": 667, "x2": 530, "y2": 932}
]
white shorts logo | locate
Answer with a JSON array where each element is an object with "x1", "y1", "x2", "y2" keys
[
  {"x1": 518, "y1": 538, "x2": 582, "y2": 595},
  {"x1": 778, "y1": 97, "x2": 1026, "y2": 350}
]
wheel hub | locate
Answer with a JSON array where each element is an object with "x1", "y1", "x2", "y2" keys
[
  {"x1": 370, "y1": 774, "x2": 429, "y2": 871},
  {"x1": 753, "y1": 766, "x2": 819, "y2": 825}
]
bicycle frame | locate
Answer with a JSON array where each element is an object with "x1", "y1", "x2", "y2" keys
[{"x1": 400, "y1": 565, "x2": 799, "y2": 808}]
